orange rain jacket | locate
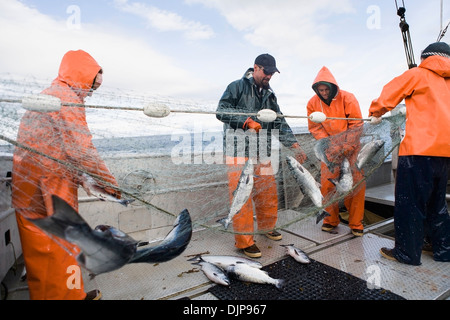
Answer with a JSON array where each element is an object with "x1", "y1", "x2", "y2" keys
[
  {"x1": 307, "y1": 66, "x2": 363, "y2": 139},
  {"x1": 369, "y1": 55, "x2": 450, "y2": 157},
  {"x1": 306, "y1": 67, "x2": 365, "y2": 230},
  {"x1": 12, "y1": 50, "x2": 119, "y2": 300},
  {"x1": 12, "y1": 50, "x2": 119, "y2": 213}
]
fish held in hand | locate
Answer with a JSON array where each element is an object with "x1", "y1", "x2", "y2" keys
[
  {"x1": 217, "y1": 159, "x2": 254, "y2": 229},
  {"x1": 28, "y1": 195, "x2": 192, "y2": 275},
  {"x1": 286, "y1": 156, "x2": 330, "y2": 224},
  {"x1": 28, "y1": 195, "x2": 139, "y2": 276},
  {"x1": 129, "y1": 208, "x2": 192, "y2": 263},
  {"x1": 328, "y1": 158, "x2": 353, "y2": 194},
  {"x1": 356, "y1": 139, "x2": 385, "y2": 170},
  {"x1": 80, "y1": 172, "x2": 134, "y2": 206},
  {"x1": 314, "y1": 138, "x2": 339, "y2": 172}
]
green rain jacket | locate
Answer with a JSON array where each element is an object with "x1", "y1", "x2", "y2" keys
[{"x1": 216, "y1": 68, "x2": 298, "y2": 159}]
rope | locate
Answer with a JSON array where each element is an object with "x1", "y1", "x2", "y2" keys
[
  {"x1": 0, "y1": 97, "x2": 371, "y2": 122},
  {"x1": 437, "y1": 21, "x2": 449, "y2": 42},
  {"x1": 0, "y1": 133, "x2": 176, "y2": 218}
]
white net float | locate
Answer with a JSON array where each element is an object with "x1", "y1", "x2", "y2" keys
[
  {"x1": 309, "y1": 111, "x2": 327, "y2": 123},
  {"x1": 256, "y1": 109, "x2": 277, "y2": 122},
  {"x1": 143, "y1": 103, "x2": 171, "y2": 118},
  {"x1": 21, "y1": 94, "x2": 61, "y2": 112}
]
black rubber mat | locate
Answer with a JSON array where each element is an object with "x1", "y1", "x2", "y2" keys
[{"x1": 208, "y1": 257, "x2": 405, "y2": 300}]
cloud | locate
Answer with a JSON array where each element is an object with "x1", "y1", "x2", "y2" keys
[
  {"x1": 0, "y1": 0, "x2": 210, "y2": 98},
  {"x1": 114, "y1": 0, "x2": 215, "y2": 41},
  {"x1": 186, "y1": 0, "x2": 355, "y2": 60}
]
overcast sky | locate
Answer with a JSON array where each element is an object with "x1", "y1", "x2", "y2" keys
[{"x1": 0, "y1": 0, "x2": 448, "y2": 124}]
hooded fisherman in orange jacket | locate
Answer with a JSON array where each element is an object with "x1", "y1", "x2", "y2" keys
[
  {"x1": 307, "y1": 66, "x2": 365, "y2": 236},
  {"x1": 12, "y1": 50, "x2": 121, "y2": 299},
  {"x1": 369, "y1": 42, "x2": 450, "y2": 265}
]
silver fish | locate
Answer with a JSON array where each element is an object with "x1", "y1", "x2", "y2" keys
[
  {"x1": 356, "y1": 140, "x2": 385, "y2": 170},
  {"x1": 217, "y1": 159, "x2": 254, "y2": 229},
  {"x1": 80, "y1": 172, "x2": 134, "y2": 206},
  {"x1": 329, "y1": 158, "x2": 353, "y2": 194},
  {"x1": 314, "y1": 138, "x2": 339, "y2": 172},
  {"x1": 188, "y1": 255, "x2": 263, "y2": 269},
  {"x1": 28, "y1": 195, "x2": 138, "y2": 275},
  {"x1": 28, "y1": 195, "x2": 192, "y2": 276},
  {"x1": 281, "y1": 244, "x2": 310, "y2": 264},
  {"x1": 226, "y1": 263, "x2": 284, "y2": 290},
  {"x1": 194, "y1": 261, "x2": 230, "y2": 286},
  {"x1": 286, "y1": 156, "x2": 330, "y2": 224}
]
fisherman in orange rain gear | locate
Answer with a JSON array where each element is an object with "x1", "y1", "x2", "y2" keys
[
  {"x1": 369, "y1": 42, "x2": 450, "y2": 265},
  {"x1": 217, "y1": 54, "x2": 307, "y2": 258},
  {"x1": 12, "y1": 50, "x2": 121, "y2": 300},
  {"x1": 307, "y1": 66, "x2": 365, "y2": 237}
]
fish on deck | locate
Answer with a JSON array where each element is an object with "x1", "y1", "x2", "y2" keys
[
  {"x1": 193, "y1": 260, "x2": 231, "y2": 286},
  {"x1": 188, "y1": 254, "x2": 263, "y2": 270},
  {"x1": 225, "y1": 262, "x2": 285, "y2": 290},
  {"x1": 281, "y1": 244, "x2": 311, "y2": 264}
]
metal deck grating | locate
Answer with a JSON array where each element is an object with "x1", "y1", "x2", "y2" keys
[{"x1": 208, "y1": 257, "x2": 405, "y2": 300}]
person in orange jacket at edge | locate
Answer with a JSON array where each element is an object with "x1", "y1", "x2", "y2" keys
[
  {"x1": 369, "y1": 42, "x2": 450, "y2": 265},
  {"x1": 216, "y1": 53, "x2": 308, "y2": 258},
  {"x1": 307, "y1": 66, "x2": 365, "y2": 237},
  {"x1": 12, "y1": 50, "x2": 121, "y2": 300}
]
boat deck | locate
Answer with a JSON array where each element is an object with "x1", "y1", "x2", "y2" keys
[{"x1": 3, "y1": 182, "x2": 449, "y2": 301}]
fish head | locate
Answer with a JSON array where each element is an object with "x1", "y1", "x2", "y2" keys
[
  {"x1": 73, "y1": 225, "x2": 138, "y2": 274},
  {"x1": 286, "y1": 156, "x2": 297, "y2": 168},
  {"x1": 94, "y1": 225, "x2": 138, "y2": 246},
  {"x1": 375, "y1": 140, "x2": 385, "y2": 148},
  {"x1": 285, "y1": 156, "x2": 294, "y2": 166},
  {"x1": 286, "y1": 156, "x2": 305, "y2": 174},
  {"x1": 341, "y1": 158, "x2": 350, "y2": 171}
]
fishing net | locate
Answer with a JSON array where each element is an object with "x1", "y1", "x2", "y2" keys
[{"x1": 0, "y1": 74, "x2": 406, "y2": 247}]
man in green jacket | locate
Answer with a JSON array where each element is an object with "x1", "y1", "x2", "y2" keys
[{"x1": 216, "y1": 53, "x2": 307, "y2": 258}]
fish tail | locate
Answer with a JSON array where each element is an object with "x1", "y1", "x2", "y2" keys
[
  {"x1": 216, "y1": 217, "x2": 230, "y2": 229},
  {"x1": 275, "y1": 279, "x2": 285, "y2": 290},
  {"x1": 187, "y1": 255, "x2": 202, "y2": 262},
  {"x1": 315, "y1": 210, "x2": 330, "y2": 224},
  {"x1": 328, "y1": 178, "x2": 337, "y2": 186},
  {"x1": 120, "y1": 199, "x2": 135, "y2": 207},
  {"x1": 27, "y1": 195, "x2": 88, "y2": 239}
]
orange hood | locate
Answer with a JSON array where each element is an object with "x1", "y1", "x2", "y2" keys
[
  {"x1": 55, "y1": 50, "x2": 101, "y2": 92},
  {"x1": 420, "y1": 55, "x2": 450, "y2": 78},
  {"x1": 312, "y1": 66, "x2": 339, "y2": 105}
]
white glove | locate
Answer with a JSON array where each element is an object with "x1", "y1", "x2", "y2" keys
[{"x1": 369, "y1": 116, "x2": 382, "y2": 125}]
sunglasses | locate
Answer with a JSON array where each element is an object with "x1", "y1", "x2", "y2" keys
[{"x1": 257, "y1": 65, "x2": 275, "y2": 76}]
